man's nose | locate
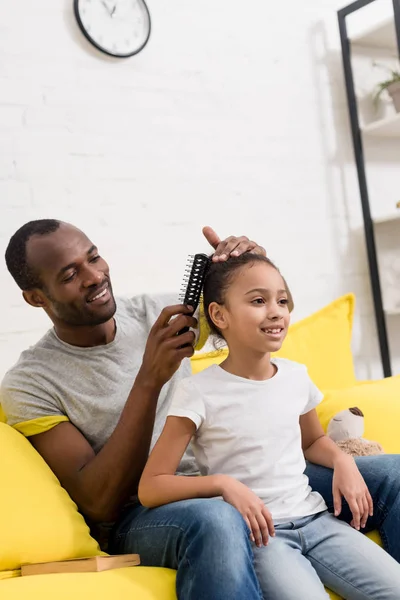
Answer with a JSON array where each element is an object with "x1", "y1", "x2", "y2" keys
[{"x1": 82, "y1": 265, "x2": 103, "y2": 288}]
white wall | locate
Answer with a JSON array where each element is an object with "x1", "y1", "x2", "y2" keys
[{"x1": 0, "y1": 0, "x2": 398, "y2": 380}]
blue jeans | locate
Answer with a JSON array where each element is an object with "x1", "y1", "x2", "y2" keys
[
  {"x1": 109, "y1": 498, "x2": 263, "y2": 600},
  {"x1": 305, "y1": 455, "x2": 400, "y2": 562},
  {"x1": 110, "y1": 455, "x2": 400, "y2": 600},
  {"x1": 254, "y1": 511, "x2": 400, "y2": 599}
]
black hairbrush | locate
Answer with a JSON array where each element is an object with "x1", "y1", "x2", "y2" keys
[{"x1": 178, "y1": 253, "x2": 210, "y2": 340}]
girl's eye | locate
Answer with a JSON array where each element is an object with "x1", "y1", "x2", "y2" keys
[
  {"x1": 252, "y1": 298, "x2": 265, "y2": 305},
  {"x1": 279, "y1": 298, "x2": 288, "y2": 305}
]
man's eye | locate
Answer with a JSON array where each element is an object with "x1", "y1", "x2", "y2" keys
[
  {"x1": 63, "y1": 272, "x2": 76, "y2": 283},
  {"x1": 90, "y1": 255, "x2": 101, "y2": 263}
]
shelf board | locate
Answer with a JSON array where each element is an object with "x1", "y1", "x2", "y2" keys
[
  {"x1": 373, "y1": 213, "x2": 400, "y2": 225},
  {"x1": 385, "y1": 308, "x2": 400, "y2": 316},
  {"x1": 351, "y1": 18, "x2": 397, "y2": 51},
  {"x1": 362, "y1": 113, "x2": 400, "y2": 137}
]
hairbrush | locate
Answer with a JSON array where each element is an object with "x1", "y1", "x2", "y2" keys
[{"x1": 178, "y1": 253, "x2": 210, "y2": 340}]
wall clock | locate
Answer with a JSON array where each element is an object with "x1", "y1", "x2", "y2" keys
[{"x1": 74, "y1": 0, "x2": 151, "y2": 58}]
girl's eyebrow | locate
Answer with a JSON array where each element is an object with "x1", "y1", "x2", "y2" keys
[{"x1": 245, "y1": 288, "x2": 287, "y2": 295}]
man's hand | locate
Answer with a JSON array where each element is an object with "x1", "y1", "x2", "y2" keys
[
  {"x1": 136, "y1": 305, "x2": 197, "y2": 392},
  {"x1": 220, "y1": 475, "x2": 275, "y2": 547},
  {"x1": 202, "y1": 226, "x2": 266, "y2": 262},
  {"x1": 332, "y1": 454, "x2": 373, "y2": 530}
]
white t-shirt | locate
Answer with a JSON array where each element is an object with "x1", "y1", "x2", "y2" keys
[{"x1": 168, "y1": 357, "x2": 327, "y2": 522}]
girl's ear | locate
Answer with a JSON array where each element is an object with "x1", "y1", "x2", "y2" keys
[{"x1": 208, "y1": 302, "x2": 228, "y2": 332}]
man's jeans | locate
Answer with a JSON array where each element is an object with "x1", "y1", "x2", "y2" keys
[
  {"x1": 110, "y1": 455, "x2": 400, "y2": 600},
  {"x1": 306, "y1": 455, "x2": 400, "y2": 562},
  {"x1": 110, "y1": 498, "x2": 263, "y2": 599},
  {"x1": 254, "y1": 511, "x2": 400, "y2": 599}
]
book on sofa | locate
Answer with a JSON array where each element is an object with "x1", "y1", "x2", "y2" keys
[{"x1": 21, "y1": 554, "x2": 140, "y2": 576}]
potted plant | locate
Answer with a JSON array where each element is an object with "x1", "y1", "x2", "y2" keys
[{"x1": 373, "y1": 65, "x2": 400, "y2": 113}]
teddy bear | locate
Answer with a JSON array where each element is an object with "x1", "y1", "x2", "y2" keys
[{"x1": 327, "y1": 407, "x2": 384, "y2": 456}]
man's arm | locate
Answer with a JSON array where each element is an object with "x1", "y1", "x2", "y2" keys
[
  {"x1": 30, "y1": 304, "x2": 196, "y2": 523},
  {"x1": 202, "y1": 227, "x2": 266, "y2": 261}
]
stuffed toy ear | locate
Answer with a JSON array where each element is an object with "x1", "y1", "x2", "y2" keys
[
  {"x1": 194, "y1": 298, "x2": 212, "y2": 352},
  {"x1": 349, "y1": 407, "x2": 364, "y2": 417}
]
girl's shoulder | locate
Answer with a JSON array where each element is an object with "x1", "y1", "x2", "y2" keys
[
  {"x1": 189, "y1": 363, "x2": 222, "y2": 384},
  {"x1": 176, "y1": 364, "x2": 224, "y2": 394},
  {"x1": 172, "y1": 365, "x2": 223, "y2": 400},
  {"x1": 272, "y1": 357, "x2": 308, "y2": 375}
]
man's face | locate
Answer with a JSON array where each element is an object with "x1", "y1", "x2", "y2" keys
[{"x1": 25, "y1": 224, "x2": 116, "y2": 327}]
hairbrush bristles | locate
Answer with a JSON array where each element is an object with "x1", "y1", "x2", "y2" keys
[
  {"x1": 179, "y1": 253, "x2": 210, "y2": 311},
  {"x1": 178, "y1": 253, "x2": 210, "y2": 343}
]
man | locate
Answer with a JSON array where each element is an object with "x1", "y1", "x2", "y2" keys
[{"x1": 2, "y1": 220, "x2": 400, "y2": 600}]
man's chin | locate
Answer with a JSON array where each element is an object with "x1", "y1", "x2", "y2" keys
[{"x1": 84, "y1": 298, "x2": 117, "y2": 326}]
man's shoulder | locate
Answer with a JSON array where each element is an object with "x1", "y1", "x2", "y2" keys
[
  {"x1": 116, "y1": 294, "x2": 178, "y2": 322},
  {"x1": 1, "y1": 330, "x2": 59, "y2": 389}
]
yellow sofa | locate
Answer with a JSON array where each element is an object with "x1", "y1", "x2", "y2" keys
[{"x1": 1, "y1": 294, "x2": 399, "y2": 599}]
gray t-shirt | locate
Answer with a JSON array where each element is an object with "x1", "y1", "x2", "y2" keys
[{"x1": 1, "y1": 294, "x2": 198, "y2": 476}]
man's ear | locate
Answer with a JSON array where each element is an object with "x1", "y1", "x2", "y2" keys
[
  {"x1": 208, "y1": 302, "x2": 228, "y2": 332},
  {"x1": 23, "y1": 289, "x2": 48, "y2": 309}
]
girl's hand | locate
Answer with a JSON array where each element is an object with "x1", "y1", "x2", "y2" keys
[
  {"x1": 332, "y1": 454, "x2": 373, "y2": 530},
  {"x1": 219, "y1": 475, "x2": 275, "y2": 547}
]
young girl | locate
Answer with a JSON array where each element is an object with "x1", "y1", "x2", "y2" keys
[{"x1": 139, "y1": 254, "x2": 400, "y2": 599}]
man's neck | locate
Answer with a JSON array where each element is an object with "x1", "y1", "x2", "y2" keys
[{"x1": 54, "y1": 318, "x2": 117, "y2": 347}]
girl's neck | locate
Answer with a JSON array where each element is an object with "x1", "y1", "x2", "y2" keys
[{"x1": 220, "y1": 347, "x2": 276, "y2": 381}]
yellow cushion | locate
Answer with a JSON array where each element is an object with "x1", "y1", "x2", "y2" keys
[
  {"x1": 0, "y1": 422, "x2": 101, "y2": 578},
  {"x1": 0, "y1": 566, "x2": 176, "y2": 599},
  {"x1": 191, "y1": 348, "x2": 228, "y2": 374},
  {"x1": 272, "y1": 294, "x2": 356, "y2": 390},
  {"x1": 317, "y1": 375, "x2": 400, "y2": 453},
  {"x1": 191, "y1": 295, "x2": 356, "y2": 391}
]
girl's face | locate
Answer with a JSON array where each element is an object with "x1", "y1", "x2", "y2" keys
[{"x1": 210, "y1": 262, "x2": 290, "y2": 354}]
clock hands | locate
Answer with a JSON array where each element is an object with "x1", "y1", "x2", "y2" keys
[
  {"x1": 101, "y1": 0, "x2": 111, "y2": 15},
  {"x1": 101, "y1": 0, "x2": 117, "y2": 17}
]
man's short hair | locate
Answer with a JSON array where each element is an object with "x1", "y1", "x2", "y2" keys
[{"x1": 5, "y1": 219, "x2": 61, "y2": 290}]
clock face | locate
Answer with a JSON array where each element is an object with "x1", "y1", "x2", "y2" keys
[{"x1": 74, "y1": 0, "x2": 151, "y2": 58}]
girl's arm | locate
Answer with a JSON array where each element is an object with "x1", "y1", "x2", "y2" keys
[
  {"x1": 138, "y1": 416, "x2": 223, "y2": 508},
  {"x1": 139, "y1": 415, "x2": 275, "y2": 547},
  {"x1": 300, "y1": 409, "x2": 373, "y2": 530},
  {"x1": 300, "y1": 409, "x2": 344, "y2": 467}
]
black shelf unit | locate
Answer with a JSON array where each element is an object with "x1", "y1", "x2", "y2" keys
[{"x1": 338, "y1": 0, "x2": 400, "y2": 377}]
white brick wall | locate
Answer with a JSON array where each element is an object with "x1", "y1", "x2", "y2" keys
[{"x1": 0, "y1": 0, "x2": 398, "y2": 380}]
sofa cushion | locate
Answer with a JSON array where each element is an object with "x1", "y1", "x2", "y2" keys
[
  {"x1": 317, "y1": 375, "x2": 400, "y2": 453},
  {"x1": 191, "y1": 348, "x2": 228, "y2": 374},
  {"x1": 191, "y1": 294, "x2": 356, "y2": 391},
  {"x1": 0, "y1": 566, "x2": 176, "y2": 599},
  {"x1": 272, "y1": 294, "x2": 356, "y2": 391},
  {"x1": 0, "y1": 422, "x2": 100, "y2": 578}
]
